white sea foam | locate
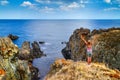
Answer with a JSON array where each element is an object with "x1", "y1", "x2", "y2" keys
[{"x1": 45, "y1": 42, "x2": 51, "y2": 45}]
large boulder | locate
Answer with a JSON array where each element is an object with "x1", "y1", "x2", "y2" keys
[{"x1": 62, "y1": 27, "x2": 120, "y2": 70}]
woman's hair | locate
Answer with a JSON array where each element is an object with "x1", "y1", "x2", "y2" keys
[{"x1": 87, "y1": 40, "x2": 91, "y2": 45}]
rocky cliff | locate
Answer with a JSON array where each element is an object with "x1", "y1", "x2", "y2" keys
[
  {"x1": 62, "y1": 27, "x2": 120, "y2": 70},
  {"x1": 45, "y1": 59, "x2": 120, "y2": 80},
  {"x1": 0, "y1": 37, "x2": 41, "y2": 80}
]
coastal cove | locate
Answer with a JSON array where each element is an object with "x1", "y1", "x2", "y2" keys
[{"x1": 0, "y1": 19, "x2": 120, "y2": 80}]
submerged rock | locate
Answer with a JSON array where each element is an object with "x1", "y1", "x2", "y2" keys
[
  {"x1": 39, "y1": 41, "x2": 45, "y2": 44},
  {"x1": 61, "y1": 27, "x2": 120, "y2": 70},
  {"x1": 8, "y1": 34, "x2": 19, "y2": 40},
  {"x1": 45, "y1": 59, "x2": 120, "y2": 80}
]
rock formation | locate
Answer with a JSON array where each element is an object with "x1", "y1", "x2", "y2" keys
[
  {"x1": 18, "y1": 41, "x2": 46, "y2": 60},
  {"x1": 0, "y1": 37, "x2": 41, "y2": 80},
  {"x1": 0, "y1": 37, "x2": 30, "y2": 80},
  {"x1": 62, "y1": 27, "x2": 120, "y2": 70},
  {"x1": 31, "y1": 41, "x2": 45, "y2": 58},
  {"x1": 8, "y1": 34, "x2": 19, "y2": 40},
  {"x1": 45, "y1": 59, "x2": 120, "y2": 80}
]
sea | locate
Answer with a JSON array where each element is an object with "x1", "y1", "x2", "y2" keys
[{"x1": 0, "y1": 19, "x2": 120, "y2": 79}]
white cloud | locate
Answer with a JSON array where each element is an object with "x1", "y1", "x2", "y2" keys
[
  {"x1": 35, "y1": 0, "x2": 50, "y2": 4},
  {"x1": 80, "y1": 0, "x2": 89, "y2": 4},
  {"x1": 60, "y1": 2, "x2": 85, "y2": 11},
  {"x1": 39, "y1": 6, "x2": 54, "y2": 13},
  {"x1": 35, "y1": 0, "x2": 63, "y2": 5},
  {"x1": 104, "y1": 7, "x2": 120, "y2": 11},
  {"x1": 68, "y1": 2, "x2": 80, "y2": 8},
  {"x1": 104, "y1": 0, "x2": 111, "y2": 3},
  {"x1": 21, "y1": 1, "x2": 34, "y2": 7},
  {"x1": 0, "y1": 0, "x2": 9, "y2": 6}
]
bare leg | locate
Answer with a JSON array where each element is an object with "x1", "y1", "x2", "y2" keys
[{"x1": 87, "y1": 57, "x2": 91, "y2": 65}]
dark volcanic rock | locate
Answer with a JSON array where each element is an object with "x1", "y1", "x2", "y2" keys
[
  {"x1": 8, "y1": 34, "x2": 19, "y2": 40},
  {"x1": 39, "y1": 41, "x2": 45, "y2": 44},
  {"x1": 62, "y1": 27, "x2": 120, "y2": 70}
]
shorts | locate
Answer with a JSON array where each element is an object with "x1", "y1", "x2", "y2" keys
[{"x1": 87, "y1": 52, "x2": 92, "y2": 57}]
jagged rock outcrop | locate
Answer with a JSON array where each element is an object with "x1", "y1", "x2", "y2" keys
[
  {"x1": 62, "y1": 27, "x2": 120, "y2": 70},
  {"x1": 8, "y1": 34, "x2": 19, "y2": 40},
  {"x1": 18, "y1": 41, "x2": 46, "y2": 60},
  {"x1": 45, "y1": 59, "x2": 120, "y2": 80},
  {"x1": 0, "y1": 37, "x2": 30, "y2": 80},
  {"x1": 31, "y1": 41, "x2": 45, "y2": 58}
]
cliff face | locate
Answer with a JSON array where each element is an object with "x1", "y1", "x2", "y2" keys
[
  {"x1": 0, "y1": 37, "x2": 30, "y2": 80},
  {"x1": 45, "y1": 59, "x2": 120, "y2": 80},
  {"x1": 62, "y1": 28, "x2": 120, "y2": 70}
]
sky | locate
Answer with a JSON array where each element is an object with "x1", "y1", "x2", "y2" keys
[{"x1": 0, "y1": 0, "x2": 120, "y2": 19}]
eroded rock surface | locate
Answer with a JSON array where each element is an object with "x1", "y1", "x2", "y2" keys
[
  {"x1": 0, "y1": 37, "x2": 41, "y2": 80},
  {"x1": 0, "y1": 37, "x2": 30, "y2": 80}
]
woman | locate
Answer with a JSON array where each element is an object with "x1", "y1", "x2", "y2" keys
[{"x1": 81, "y1": 34, "x2": 92, "y2": 65}]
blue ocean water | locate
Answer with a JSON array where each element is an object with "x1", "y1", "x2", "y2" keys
[{"x1": 0, "y1": 19, "x2": 120, "y2": 79}]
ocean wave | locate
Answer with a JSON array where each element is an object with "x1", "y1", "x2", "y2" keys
[{"x1": 45, "y1": 42, "x2": 51, "y2": 45}]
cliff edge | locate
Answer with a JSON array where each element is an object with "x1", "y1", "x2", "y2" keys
[{"x1": 45, "y1": 59, "x2": 120, "y2": 80}]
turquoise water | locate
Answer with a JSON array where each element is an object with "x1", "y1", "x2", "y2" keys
[{"x1": 0, "y1": 19, "x2": 120, "y2": 79}]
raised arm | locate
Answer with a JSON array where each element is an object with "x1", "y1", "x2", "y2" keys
[{"x1": 81, "y1": 35, "x2": 87, "y2": 44}]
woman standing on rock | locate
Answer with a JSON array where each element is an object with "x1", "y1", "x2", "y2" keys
[{"x1": 81, "y1": 33, "x2": 92, "y2": 65}]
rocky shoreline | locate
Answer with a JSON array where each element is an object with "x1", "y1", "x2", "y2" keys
[
  {"x1": 0, "y1": 37, "x2": 46, "y2": 80},
  {"x1": 0, "y1": 27, "x2": 120, "y2": 80}
]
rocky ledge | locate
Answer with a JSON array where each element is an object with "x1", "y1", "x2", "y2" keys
[
  {"x1": 62, "y1": 27, "x2": 120, "y2": 70},
  {"x1": 45, "y1": 59, "x2": 120, "y2": 80}
]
